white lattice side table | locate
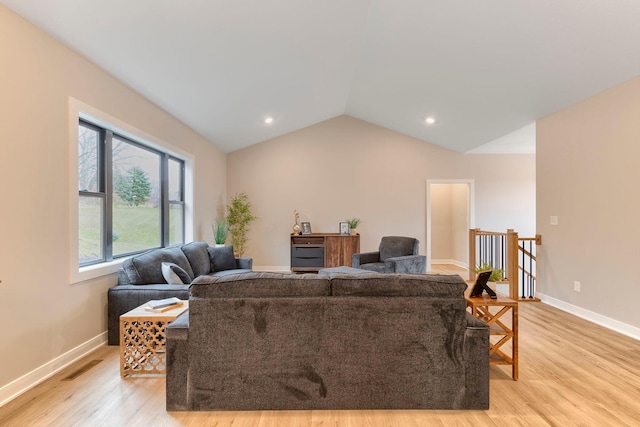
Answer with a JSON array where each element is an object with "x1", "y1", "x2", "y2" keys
[{"x1": 120, "y1": 301, "x2": 189, "y2": 378}]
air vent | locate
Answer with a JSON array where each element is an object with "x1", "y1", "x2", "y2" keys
[{"x1": 61, "y1": 359, "x2": 102, "y2": 381}]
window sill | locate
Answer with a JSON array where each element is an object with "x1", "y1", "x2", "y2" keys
[{"x1": 71, "y1": 259, "x2": 124, "y2": 284}]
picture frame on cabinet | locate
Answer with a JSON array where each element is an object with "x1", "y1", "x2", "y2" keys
[
  {"x1": 301, "y1": 222, "x2": 312, "y2": 234},
  {"x1": 339, "y1": 222, "x2": 349, "y2": 235}
]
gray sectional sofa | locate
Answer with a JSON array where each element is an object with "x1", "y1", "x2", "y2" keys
[
  {"x1": 166, "y1": 271, "x2": 489, "y2": 411},
  {"x1": 107, "y1": 241, "x2": 252, "y2": 345}
]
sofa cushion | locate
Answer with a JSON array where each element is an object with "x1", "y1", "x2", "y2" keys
[
  {"x1": 181, "y1": 241, "x2": 211, "y2": 277},
  {"x1": 331, "y1": 273, "x2": 467, "y2": 298},
  {"x1": 208, "y1": 268, "x2": 252, "y2": 277},
  {"x1": 191, "y1": 272, "x2": 330, "y2": 298},
  {"x1": 162, "y1": 262, "x2": 192, "y2": 284},
  {"x1": 123, "y1": 246, "x2": 194, "y2": 285},
  {"x1": 208, "y1": 245, "x2": 237, "y2": 272},
  {"x1": 358, "y1": 262, "x2": 386, "y2": 273},
  {"x1": 379, "y1": 236, "x2": 417, "y2": 261}
]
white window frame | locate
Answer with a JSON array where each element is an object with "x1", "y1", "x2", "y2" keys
[{"x1": 68, "y1": 97, "x2": 195, "y2": 284}]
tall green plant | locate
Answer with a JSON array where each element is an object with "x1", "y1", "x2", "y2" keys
[{"x1": 226, "y1": 193, "x2": 256, "y2": 256}]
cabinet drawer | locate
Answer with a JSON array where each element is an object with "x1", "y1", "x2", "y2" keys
[
  {"x1": 292, "y1": 236, "x2": 324, "y2": 245},
  {"x1": 292, "y1": 257, "x2": 324, "y2": 268},
  {"x1": 292, "y1": 246, "x2": 324, "y2": 259},
  {"x1": 291, "y1": 246, "x2": 324, "y2": 267}
]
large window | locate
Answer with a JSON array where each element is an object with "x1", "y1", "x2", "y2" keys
[{"x1": 78, "y1": 119, "x2": 185, "y2": 266}]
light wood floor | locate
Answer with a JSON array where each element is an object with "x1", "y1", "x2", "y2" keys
[{"x1": 2, "y1": 266, "x2": 640, "y2": 426}]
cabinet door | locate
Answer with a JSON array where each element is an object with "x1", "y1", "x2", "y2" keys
[
  {"x1": 341, "y1": 236, "x2": 360, "y2": 266},
  {"x1": 325, "y1": 235, "x2": 360, "y2": 268},
  {"x1": 324, "y1": 236, "x2": 341, "y2": 268}
]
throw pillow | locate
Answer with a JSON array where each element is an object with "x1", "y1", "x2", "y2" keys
[
  {"x1": 161, "y1": 262, "x2": 192, "y2": 284},
  {"x1": 208, "y1": 245, "x2": 237, "y2": 272},
  {"x1": 180, "y1": 241, "x2": 211, "y2": 277},
  {"x1": 123, "y1": 246, "x2": 194, "y2": 285}
]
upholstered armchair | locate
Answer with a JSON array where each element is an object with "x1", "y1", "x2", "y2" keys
[{"x1": 352, "y1": 236, "x2": 426, "y2": 274}]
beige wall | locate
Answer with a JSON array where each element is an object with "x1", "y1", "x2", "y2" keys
[
  {"x1": 0, "y1": 5, "x2": 226, "y2": 394},
  {"x1": 537, "y1": 75, "x2": 640, "y2": 330},
  {"x1": 228, "y1": 115, "x2": 535, "y2": 269}
]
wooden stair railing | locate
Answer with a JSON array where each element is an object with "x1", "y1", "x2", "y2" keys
[{"x1": 469, "y1": 228, "x2": 541, "y2": 301}]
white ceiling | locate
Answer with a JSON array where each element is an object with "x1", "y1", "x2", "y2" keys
[{"x1": 4, "y1": 0, "x2": 640, "y2": 153}]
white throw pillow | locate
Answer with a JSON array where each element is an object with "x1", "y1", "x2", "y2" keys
[{"x1": 161, "y1": 262, "x2": 191, "y2": 284}]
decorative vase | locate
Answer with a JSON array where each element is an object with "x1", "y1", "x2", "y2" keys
[{"x1": 292, "y1": 209, "x2": 301, "y2": 235}]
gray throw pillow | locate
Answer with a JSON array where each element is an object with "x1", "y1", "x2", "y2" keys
[
  {"x1": 161, "y1": 262, "x2": 192, "y2": 284},
  {"x1": 180, "y1": 241, "x2": 211, "y2": 277},
  {"x1": 208, "y1": 245, "x2": 237, "y2": 272},
  {"x1": 123, "y1": 246, "x2": 194, "y2": 284}
]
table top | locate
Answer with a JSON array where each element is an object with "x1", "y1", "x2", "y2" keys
[
  {"x1": 121, "y1": 300, "x2": 189, "y2": 320},
  {"x1": 464, "y1": 289, "x2": 517, "y2": 306}
]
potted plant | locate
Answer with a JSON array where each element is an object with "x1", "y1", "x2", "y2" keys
[
  {"x1": 473, "y1": 261, "x2": 505, "y2": 291},
  {"x1": 211, "y1": 219, "x2": 229, "y2": 247},
  {"x1": 346, "y1": 217, "x2": 361, "y2": 235},
  {"x1": 226, "y1": 192, "x2": 257, "y2": 257}
]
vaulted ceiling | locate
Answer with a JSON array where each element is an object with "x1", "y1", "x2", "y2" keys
[{"x1": 4, "y1": 1, "x2": 640, "y2": 153}]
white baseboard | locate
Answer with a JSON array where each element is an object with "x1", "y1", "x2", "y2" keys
[
  {"x1": 539, "y1": 293, "x2": 640, "y2": 341},
  {"x1": 0, "y1": 332, "x2": 107, "y2": 407},
  {"x1": 431, "y1": 259, "x2": 468, "y2": 269}
]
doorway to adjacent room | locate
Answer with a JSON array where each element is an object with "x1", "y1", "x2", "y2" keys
[{"x1": 425, "y1": 179, "x2": 474, "y2": 273}]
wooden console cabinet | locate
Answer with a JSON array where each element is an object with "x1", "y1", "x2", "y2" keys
[{"x1": 291, "y1": 233, "x2": 360, "y2": 273}]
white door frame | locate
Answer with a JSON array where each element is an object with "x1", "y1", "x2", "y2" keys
[{"x1": 425, "y1": 179, "x2": 475, "y2": 272}]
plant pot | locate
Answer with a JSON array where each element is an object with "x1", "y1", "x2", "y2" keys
[
  {"x1": 350, "y1": 229, "x2": 357, "y2": 235},
  {"x1": 214, "y1": 243, "x2": 225, "y2": 248}
]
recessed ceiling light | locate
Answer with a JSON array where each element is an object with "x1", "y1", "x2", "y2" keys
[
  {"x1": 425, "y1": 117, "x2": 436, "y2": 125},
  {"x1": 264, "y1": 117, "x2": 273, "y2": 124}
]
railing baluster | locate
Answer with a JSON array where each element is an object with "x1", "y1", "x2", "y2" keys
[{"x1": 528, "y1": 240, "x2": 533, "y2": 298}]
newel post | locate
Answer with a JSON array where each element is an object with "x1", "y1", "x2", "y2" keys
[
  {"x1": 506, "y1": 229, "x2": 519, "y2": 299},
  {"x1": 468, "y1": 228, "x2": 480, "y2": 282}
]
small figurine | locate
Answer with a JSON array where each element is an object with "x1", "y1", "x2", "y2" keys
[{"x1": 292, "y1": 210, "x2": 301, "y2": 235}]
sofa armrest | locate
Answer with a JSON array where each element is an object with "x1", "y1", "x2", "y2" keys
[
  {"x1": 236, "y1": 257, "x2": 253, "y2": 270},
  {"x1": 462, "y1": 312, "x2": 490, "y2": 409},
  {"x1": 117, "y1": 268, "x2": 131, "y2": 285},
  {"x1": 166, "y1": 311, "x2": 190, "y2": 411},
  {"x1": 166, "y1": 310, "x2": 189, "y2": 338},
  {"x1": 384, "y1": 255, "x2": 426, "y2": 274},
  {"x1": 352, "y1": 251, "x2": 380, "y2": 267}
]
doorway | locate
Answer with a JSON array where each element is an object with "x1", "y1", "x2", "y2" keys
[{"x1": 425, "y1": 179, "x2": 474, "y2": 272}]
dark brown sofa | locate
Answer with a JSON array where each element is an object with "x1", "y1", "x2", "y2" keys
[{"x1": 166, "y1": 272, "x2": 489, "y2": 411}]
